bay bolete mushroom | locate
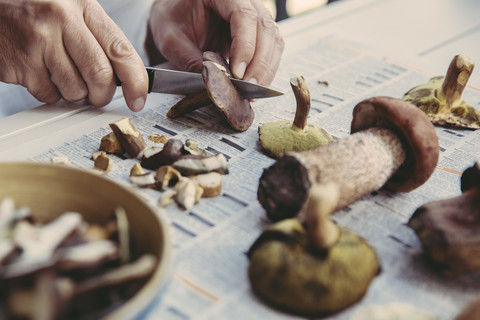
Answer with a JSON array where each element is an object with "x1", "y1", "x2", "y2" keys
[
  {"x1": 403, "y1": 54, "x2": 480, "y2": 129},
  {"x1": 258, "y1": 96, "x2": 439, "y2": 221},
  {"x1": 248, "y1": 183, "x2": 380, "y2": 316},
  {"x1": 408, "y1": 161, "x2": 480, "y2": 275},
  {"x1": 258, "y1": 76, "x2": 333, "y2": 158},
  {"x1": 167, "y1": 51, "x2": 255, "y2": 131}
]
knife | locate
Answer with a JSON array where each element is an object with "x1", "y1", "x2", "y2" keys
[{"x1": 117, "y1": 67, "x2": 283, "y2": 99}]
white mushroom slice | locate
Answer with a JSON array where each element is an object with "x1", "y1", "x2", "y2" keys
[
  {"x1": 50, "y1": 156, "x2": 71, "y2": 166},
  {"x1": 175, "y1": 179, "x2": 198, "y2": 210},
  {"x1": 142, "y1": 146, "x2": 164, "y2": 159},
  {"x1": 6, "y1": 212, "x2": 83, "y2": 278},
  {"x1": 74, "y1": 254, "x2": 157, "y2": 295},
  {"x1": 115, "y1": 207, "x2": 130, "y2": 264},
  {"x1": 157, "y1": 189, "x2": 177, "y2": 208},
  {"x1": 155, "y1": 165, "x2": 182, "y2": 189},
  {"x1": 190, "y1": 172, "x2": 222, "y2": 197},
  {"x1": 129, "y1": 172, "x2": 156, "y2": 187},
  {"x1": 57, "y1": 240, "x2": 119, "y2": 271},
  {"x1": 173, "y1": 153, "x2": 228, "y2": 176}
]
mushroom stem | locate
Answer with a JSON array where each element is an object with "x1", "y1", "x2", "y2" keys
[
  {"x1": 291, "y1": 76, "x2": 310, "y2": 130},
  {"x1": 306, "y1": 183, "x2": 340, "y2": 249},
  {"x1": 439, "y1": 54, "x2": 475, "y2": 109}
]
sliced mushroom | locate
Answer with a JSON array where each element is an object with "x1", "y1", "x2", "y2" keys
[
  {"x1": 190, "y1": 172, "x2": 223, "y2": 197},
  {"x1": 155, "y1": 165, "x2": 182, "y2": 189},
  {"x1": 173, "y1": 153, "x2": 228, "y2": 176},
  {"x1": 109, "y1": 118, "x2": 146, "y2": 158},
  {"x1": 99, "y1": 132, "x2": 124, "y2": 154}
]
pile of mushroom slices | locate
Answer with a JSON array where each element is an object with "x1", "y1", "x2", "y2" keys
[{"x1": 0, "y1": 198, "x2": 156, "y2": 320}]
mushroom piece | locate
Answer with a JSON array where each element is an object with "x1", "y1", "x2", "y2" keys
[
  {"x1": 99, "y1": 132, "x2": 124, "y2": 154},
  {"x1": 190, "y1": 172, "x2": 222, "y2": 197},
  {"x1": 166, "y1": 51, "x2": 233, "y2": 119},
  {"x1": 140, "y1": 139, "x2": 193, "y2": 170},
  {"x1": 173, "y1": 153, "x2": 229, "y2": 176},
  {"x1": 258, "y1": 96, "x2": 439, "y2": 221},
  {"x1": 248, "y1": 183, "x2": 380, "y2": 316},
  {"x1": 408, "y1": 161, "x2": 480, "y2": 275},
  {"x1": 403, "y1": 54, "x2": 480, "y2": 129},
  {"x1": 109, "y1": 118, "x2": 147, "y2": 158},
  {"x1": 258, "y1": 76, "x2": 333, "y2": 158}
]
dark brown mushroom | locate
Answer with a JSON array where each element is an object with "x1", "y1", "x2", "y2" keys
[
  {"x1": 408, "y1": 161, "x2": 480, "y2": 275},
  {"x1": 258, "y1": 96, "x2": 439, "y2": 221}
]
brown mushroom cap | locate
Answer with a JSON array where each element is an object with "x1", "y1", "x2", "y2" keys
[
  {"x1": 202, "y1": 60, "x2": 255, "y2": 131},
  {"x1": 350, "y1": 96, "x2": 439, "y2": 192}
]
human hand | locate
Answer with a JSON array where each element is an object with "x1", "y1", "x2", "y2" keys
[
  {"x1": 0, "y1": 0, "x2": 148, "y2": 111},
  {"x1": 147, "y1": 0, "x2": 284, "y2": 86}
]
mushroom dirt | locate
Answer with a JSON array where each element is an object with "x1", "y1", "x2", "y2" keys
[{"x1": 258, "y1": 96, "x2": 440, "y2": 222}]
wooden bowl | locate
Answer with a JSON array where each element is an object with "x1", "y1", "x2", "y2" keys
[{"x1": 0, "y1": 162, "x2": 172, "y2": 319}]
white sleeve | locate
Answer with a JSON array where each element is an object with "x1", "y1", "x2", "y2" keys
[{"x1": 98, "y1": 0, "x2": 155, "y2": 64}]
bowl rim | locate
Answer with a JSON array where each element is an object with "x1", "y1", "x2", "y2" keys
[{"x1": 0, "y1": 161, "x2": 173, "y2": 319}]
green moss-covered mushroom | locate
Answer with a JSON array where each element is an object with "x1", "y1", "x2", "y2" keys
[
  {"x1": 403, "y1": 54, "x2": 480, "y2": 129},
  {"x1": 248, "y1": 183, "x2": 380, "y2": 317},
  {"x1": 258, "y1": 76, "x2": 333, "y2": 158}
]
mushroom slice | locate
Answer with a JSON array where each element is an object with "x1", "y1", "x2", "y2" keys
[
  {"x1": 109, "y1": 118, "x2": 146, "y2": 158},
  {"x1": 155, "y1": 165, "x2": 182, "y2": 189},
  {"x1": 57, "y1": 240, "x2": 119, "y2": 271},
  {"x1": 115, "y1": 207, "x2": 130, "y2": 264},
  {"x1": 141, "y1": 139, "x2": 193, "y2": 170},
  {"x1": 403, "y1": 54, "x2": 480, "y2": 129},
  {"x1": 408, "y1": 161, "x2": 480, "y2": 275},
  {"x1": 202, "y1": 60, "x2": 255, "y2": 131},
  {"x1": 175, "y1": 179, "x2": 203, "y2": 210},
  {"x1": 173, "y1": 153, "x2": 228, "y2": 176},
  {"x1": 259, "y1": 76, "x2": 333, "y2": 158},
  {"x1": 99, "y1": 132, "x2": 124, "y2": 154},
  {"x1": 190, "y1": 172, "x2": 223, "y2": 197}
]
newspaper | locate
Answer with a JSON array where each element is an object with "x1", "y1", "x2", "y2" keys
[{"x1": 1, "y1": 33, "x2": 480, "y2": 320}]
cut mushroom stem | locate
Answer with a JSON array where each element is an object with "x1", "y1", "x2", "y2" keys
[
  {"x1": 439, "y1": 54, "x2": 475, "y2": 109},
  {"x1": 306, "y1": 183, "x2": 340, "y2": 249},
  {"x1": 291, "y1": 76, "x2": 310, "y2": 131},
  {"x1": 258, "y1": 97, "x2": 439, "y2": 221}
]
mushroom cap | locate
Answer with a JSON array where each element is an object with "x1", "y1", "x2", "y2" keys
[
  {"x1": 248, "y1": 219, "x2": 380, "y2": 316},
  {"x1": 403, "y1": 76, "x2": 480, "y2": 129},
  {"x1": 351, "y1": 96, "x2": 439, "y2": 192},
  {"x1": 258, "y1": 120, "x2": 333, "y2": 158},
  {"x1": 460, "y1": 161, "x2": 480, "y2": 192},
  {"x1": 202, "y1": 61, "x2": 255, "y2": 131}
]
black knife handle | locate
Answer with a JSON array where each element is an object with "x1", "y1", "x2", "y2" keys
[{"x1": 115, "y1": 67, "x2": 154, "y2": 93}]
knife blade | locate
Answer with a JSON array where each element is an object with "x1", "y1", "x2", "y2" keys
[{"x1": 143, "y1": 67, "x2": 283, "y2": 99}]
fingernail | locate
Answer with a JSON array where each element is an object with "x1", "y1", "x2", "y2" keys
[
  {"x1": 131, "y1": 97, "x2": 145, "y2": 112},
  {"x1": 247, "y1": 78, "x2": 258, "y2": 85},
  {"x1": 234, "y1": 62, "x2": 247, "y2": 79}
]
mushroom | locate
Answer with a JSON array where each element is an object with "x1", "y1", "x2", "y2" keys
[
  {"x1": 140, "y1": 139, "x2": 193, "y2": 170},
  {"x1": 175, "y1": 179, "x2": 203, "y2": 210},
  {"x1": 93, "y1": 151, "x2": 113, "y2": 172},
  {"x1": 109, "y1": 118, "x2": 146, "y2": 158},
  {"x1": 155, "y1": 165, "x2": 182, "y2": 189},
  {"x1": 403, "y1": 54, "x2": 480, "y2": 129},
  {"x1": 99, "y1": 132, "x2": 124, "y2": 154},
  {"x1": 408, "y1": 161, "x2": 480, "y2": 275},
  {"x1": 190, "y1": 172, "x2": 223, "y2": 197},
  {"x1": 258, "y1": 76, "x2": 333, "y2": 158},
  {"x1": 258, "y1": 96, "x2": 439, "y2": 221},
  {"x1": 173, "y1": 153, "x2": 228, "y2": 176},
  {"x1": 167, "y1": 51, "x2": 255, "y2": 131},
  {"x1": 248, "y1": 183, "x2": 380, "y2": 316}
]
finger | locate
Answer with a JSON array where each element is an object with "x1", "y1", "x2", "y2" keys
[
  {"x1": 62, "y1": 16, "x2": 116, "y2": 108},
  {"x1": 84, "y1": 1, "x2": 148, "y2": 111},
  {"x1": 44, "y1": 43, "x2": 88, "y2": 102},
  {"x1": 151, "y1": 23, "x2": 204, "y2": 73},
  {"x1": 24, "y1": 66, "x2": 61, "y2": 104},
  {"x1": 208, "y1": 0, "x2": 258, "y2": 79},
  {"x1": 242, "y1": 0, "x2": 284, "y2": 86}
]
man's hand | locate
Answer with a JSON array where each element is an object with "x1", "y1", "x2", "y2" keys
[
  {"x1": 148, "y1": 0, "x2": 284, "y2": 86},
  {"x1": 0, "y1": 0, "x2": 148, "y2": 111}
]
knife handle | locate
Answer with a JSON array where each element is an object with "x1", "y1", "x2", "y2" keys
[{"x1": 115, "y1": 67, "x2": 155, "y2": 93}]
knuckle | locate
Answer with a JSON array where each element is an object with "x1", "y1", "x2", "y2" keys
[
  {"x1": 237, "y1": 5, "x2": 258, "y2": 23},
  {"x1": 86, "y1": 65, "x2": 114, "y2": 86},
  {"x1": 27, "y1": 80, "x2": 60, "y2": 104},
  {"x1": 108, "y1": 36, "x2": 136, "y2": 60}
]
